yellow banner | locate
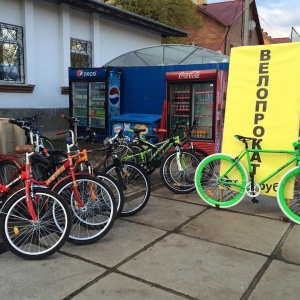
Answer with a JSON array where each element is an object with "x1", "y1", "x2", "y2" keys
[{"x1": 222, "y1": 42, "x2": 300, "y2": 197}]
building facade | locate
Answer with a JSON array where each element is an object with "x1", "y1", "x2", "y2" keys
[
  {"x1": 0, "y1": 0, "x2": 187, "y2": 133},
  {"x1": 186, "y1": 0, "x2": 264, "y2": 55}
]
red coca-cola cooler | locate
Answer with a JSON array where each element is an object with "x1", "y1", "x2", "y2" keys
[{"x1": 165, "y1": 69, "x2": 227, "y2": 154}]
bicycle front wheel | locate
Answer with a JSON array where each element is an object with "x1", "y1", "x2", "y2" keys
[
  {"x1": 0, "y1": 188, "x2": 71, "y2": 260},
  {"x1": 277, "y1": 167, "x2": 300, "y2": 224},
  {"x1": 105, "y1": 162, "x2": 151, "y2": 217},
  {"x1": 160, "y1": 149, "x2": 200, "y2": 194},
  {"x1": 53, "y1": 174, "x2": 117, "y2": 244},
  {"x1": 195, "y1": 153, "x2": 248, "y2": 208}
]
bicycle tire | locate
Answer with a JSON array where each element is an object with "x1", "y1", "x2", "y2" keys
[
  {"x1": 0, "y1": 188, "x2": 71, "y2": 260},
  {"x1": 31, "y1": 155, "x2": 54, "y2": 181},
  {"x1": 277, "y1": 166, "x2": 300, "y2": 224},
  {"x1": 191, "y1": 147, "x2": 209, "y2": 161},
  {"x1": 94, "y1": 171, "x2": 124, "y2": 216},
  {"x1": 53, "y1": 174, "x2": 117, "y2": 244},
  {"x1": 160, "y1": 149, "x2": 200, "y2": 194},
  {"x1": 105, "y1": 144, "x2": 137, "y2": 168},
  {"x1": 0, "y1": 160, "x2": 23, "y2": 201},
  {"x1": 105, "y1": 162, "x2": 151, "y2": 217},
  {"x1": 39, "y1": 135, "x2": 55, "y2": 150},
  {"x1": 195, "y1": 153, "x2": 248, "y2": 208}
]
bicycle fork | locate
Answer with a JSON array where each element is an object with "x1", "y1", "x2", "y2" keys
[{"x1": 175, "y1": 147, "x2": 184, "y2": 172}]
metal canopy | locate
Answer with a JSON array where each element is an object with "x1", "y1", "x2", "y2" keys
[{"x1": 104, "y1": 44, "x2": 229, "y2": 67}]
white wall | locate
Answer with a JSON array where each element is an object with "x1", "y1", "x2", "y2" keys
[{"x1": 0, "y1": 0, "x2": 161, "y2": 109}]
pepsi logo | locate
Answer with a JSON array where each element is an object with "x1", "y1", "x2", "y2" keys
[
  {"x1": 109, "y1": 86, "x2": 120, "y2": 106},
  {"x1": 76, "y1": 70, "x2": 83, "y2": 78}
]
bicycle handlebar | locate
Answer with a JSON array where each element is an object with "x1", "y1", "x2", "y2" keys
[
  {"x1": 61, "y1": 114, "x2": 80, "y2": 125},
  {"x1": 9, "y1": 112, "x2": 44, "y2": 130}
]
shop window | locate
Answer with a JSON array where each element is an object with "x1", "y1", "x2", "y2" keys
[
  {"x1": 70, "y1": 38, "x2": 92, "y2": 68},
  {"x1": 0, "y1": 22, "x2": 24, "y2": 83}
]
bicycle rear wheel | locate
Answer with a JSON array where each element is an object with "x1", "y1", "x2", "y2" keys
[
  {"x1": 0, "y1": 188, "x2": 71, "y2": 260},
  {"x1": 277, "y1": 167, "x2": 300, "y2": 224},
  {"x1": 53, "y1": 174, "x2": 117, "y2": 244},
  {"x1": 105, "y1": 162, "x2": 151, "y2": 217},
  {"x1": 94, "y1": 171, "x2": 124, "y2": 216},
  {"x1": 195, "y1": 153, "x2": 248, "y2": 208},
  {"x1": 160, "y1": 149, "x2": 200, "y2": 194},
  {"x1": 39, "y1": 135, "x2": 55, "y2": 150}
]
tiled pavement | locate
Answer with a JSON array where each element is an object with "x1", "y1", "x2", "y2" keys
[{"x1": 1, "y1": 174, "x2": 300, "y2": 300}]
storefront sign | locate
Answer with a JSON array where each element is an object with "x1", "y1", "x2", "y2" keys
[{"x1": 222, "y1": 43, "x2": 300, "y2": 197}]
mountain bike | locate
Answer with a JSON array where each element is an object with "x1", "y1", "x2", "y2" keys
[
  {"x1": 65, "y1": 116, "x2": 151, "y2": 217},
  {"x1": 0, "y1": 129, "x2": 118, "y2": 244},
  {"x1": 194, "y1": 134, "x2": 300, "y2": 224},
  {"x1": 122, "y1": 122, "x2": 201, "y2": 194},
  {"x1": 0, "y1": 145, "x2": 71, "y2": 260},
  {"x1": 9, "y1": 113, "x2": 56, "y2": 150},
  {"x1": 9, "y1": 113, "x2": 67, "y2": 169}
]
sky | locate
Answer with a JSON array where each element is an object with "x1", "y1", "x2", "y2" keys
[{"x1": 207, "y1": 0, "x2": 300, "y2": 39}]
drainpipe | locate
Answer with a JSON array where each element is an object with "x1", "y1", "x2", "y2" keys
[{"x1": 243, "y1": 0, "x2": 250, "y2": 45}]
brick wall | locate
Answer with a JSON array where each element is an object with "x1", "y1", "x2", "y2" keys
[{"x1": 186, "y1": 6, "x2": 262, "y2": 55}]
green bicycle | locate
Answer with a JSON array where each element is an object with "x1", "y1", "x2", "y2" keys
[
  {"x1": 122, "y1": 123, "x2": 201, "y2": 194},
  {"x1": 195, "y1": 134, "x2": 300, "y2": 223}
]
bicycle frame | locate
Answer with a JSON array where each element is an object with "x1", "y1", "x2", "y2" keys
[
  {"x1": 220, "y1": 146, "x2": 300, "y2": 189},
  {"x1": 0, "y1": 131, "x2": 88, "y2": 208},
  {"x1": 0, "y1": 149, "x2": 38, "y2": 221},
  {"x1": 124, "y1": 135, "x2": 181, "y2": 164}
]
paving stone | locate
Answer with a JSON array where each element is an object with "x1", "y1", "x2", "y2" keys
[
  {"x1": 72, "y1": 273, "x2": 187, "y2": 300},
  {"x1": 119, "y1": 234, "x2": 267, "y2": 299},
  {"x1": 248, "y1": 260, "x2": 300, "y2": 300},
  {"x1": 180, "y1": 209, "x2": 290, "y2": 255},
  {"x1": 61, "y1": 219, "x2": 166, "y2": 267},
  {"x1": 125, "y1": 195, "x2": 206, "y2": 230},
  {"x1": 0, "y1": 252, "x2": 104, "y2": 300}
]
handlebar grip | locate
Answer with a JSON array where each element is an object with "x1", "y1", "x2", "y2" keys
[
  {"x1": 56, "y1": 130, "x2": 69, "y2": 135},
  {"x1": 61, "y1": 114, "x2": 71, "y2": 121}
]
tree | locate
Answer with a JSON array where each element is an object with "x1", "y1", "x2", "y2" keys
[{"x1": 104, "y1": 0, "x2": 202, "y2": 44}]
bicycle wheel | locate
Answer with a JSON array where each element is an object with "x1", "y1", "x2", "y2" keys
[
  {"x1": 94, "y1": 171, "x2": 124, "y2": 216},
  {"x1": 39, "y1": 135, "x2": 55, "y2": 150},
  {"x1": 192, "y1": 147, "x2": 209, "y2": 161},
  {"x1": 195, "y1": 153, "x2": 248, "y2": 208},
  {"x1": 105, "y1": 144, "x2": 137, "y2": 168},
  {"x1": 53, "y1": 174, "x2": 117, "y2": 244},
  {"x1": 277, "y1": 167, "x2": 300, "y2": 224},
  {"x1": 0, "y1": 160, "x2": 23, "y2": 201},
  {"x1": 160, "y1": 149, "x2": 200, "y2": 194},
  {"x1": 0, "y1": 188, "x2": 71, "y2": 260},
  {"x1": 31, "y1": 155, "x2": 53, "y2": 181},
  {"x1": 105, "y1": 162, "x2": 151, "y2": 217}
]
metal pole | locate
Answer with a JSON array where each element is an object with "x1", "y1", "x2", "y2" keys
[{"x1": 243, "y1": 0, "x2": 250, "y2": 45}]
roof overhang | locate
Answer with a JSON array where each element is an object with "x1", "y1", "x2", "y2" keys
[{"x1": 43, "y1": 0, "x2": 188, "y2": 38}]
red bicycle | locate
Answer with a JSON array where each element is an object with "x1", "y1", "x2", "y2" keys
[
  {"x1": 0, "y1": 129, "x2": 117, "y2": 245},
  {"x1": 0, "y1": 144, "x2": 71, "y2": 260}
]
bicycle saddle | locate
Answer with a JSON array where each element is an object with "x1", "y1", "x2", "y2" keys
[
  {"x1": 132, "y1": 128, "x2": 146, "y2": 134},
  {"x1": 234, "y1": 135, "x2": 257, "y2": 142},
  {"x1": 15, "y1": 144, "x2": 33, "y2": 154}
]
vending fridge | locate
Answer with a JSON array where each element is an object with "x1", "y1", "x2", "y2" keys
[
  {"x1": 165, "y1": 69, "x2": 227, "y2": 154},
  {"x1": 69, "y1": 67, "x2": 122, "y2": 139}
]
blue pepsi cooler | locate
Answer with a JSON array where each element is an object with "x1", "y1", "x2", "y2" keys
[{"x1": 110, "y1": 113, "x2": 161, "y2": 143}]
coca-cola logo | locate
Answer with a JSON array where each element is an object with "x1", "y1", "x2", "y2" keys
[{"x1": 179, "y1": 71, "x2": 201, "y2": 79}]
